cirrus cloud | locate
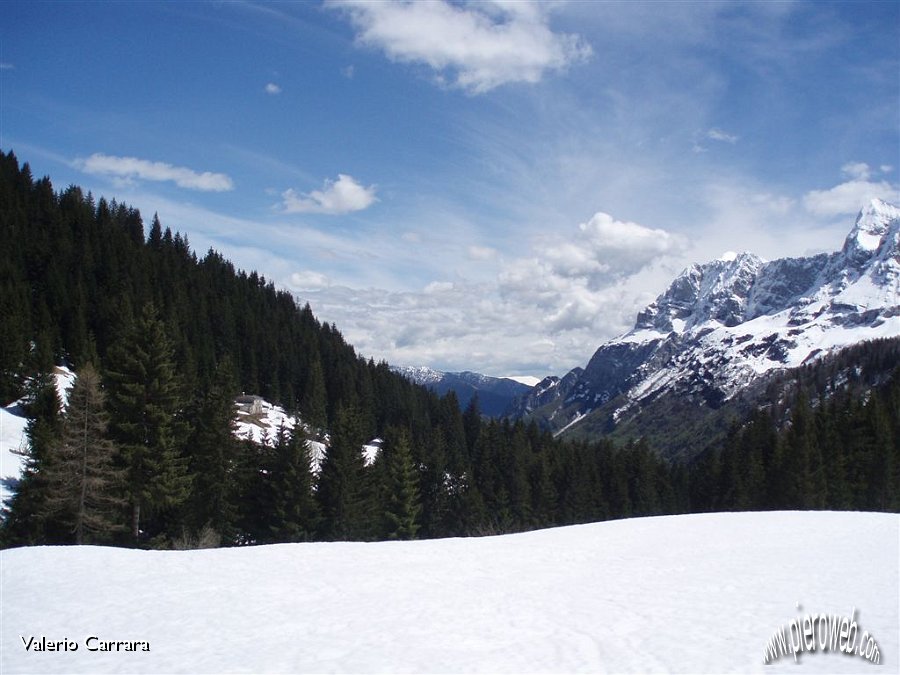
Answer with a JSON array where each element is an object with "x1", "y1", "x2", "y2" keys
[
  {"x1": 281, "y1": 174, "x2": 378, "y2": 215},
  {"x1": 707, "y1": 128, "x2": 738, "y2": 144},
  {"x1": 328, "y1": 0, "x2": 592, "y2": 94},
  {"x1": 77, "y1": 153, "x2": 234, "y2": 192}
]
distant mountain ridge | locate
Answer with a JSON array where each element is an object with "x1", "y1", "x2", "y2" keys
[
  {"x1": 509, "y1": 199, "x2": 900, "y2": 449},
  {"x1": 392, "y1": 366, "x2": 534, "y2": 417}
]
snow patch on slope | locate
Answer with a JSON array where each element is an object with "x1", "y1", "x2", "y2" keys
[
  {"x1": 234, "y1": 397, "x2": 377, "y2": 471},
  {"x1": 1, "y1": 367, "x2": 76, "y2": 510}
]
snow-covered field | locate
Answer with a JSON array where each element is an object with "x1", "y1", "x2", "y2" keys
[{"x1": 2, "y1": 511, "x2": 897, "y2": 674}]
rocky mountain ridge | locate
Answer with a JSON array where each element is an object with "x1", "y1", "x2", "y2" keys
[{"x1": 509, "y1": 199, "x2": 900, "y2": 444}]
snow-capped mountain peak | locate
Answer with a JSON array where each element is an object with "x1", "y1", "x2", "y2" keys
[
  {"x1": 635, "y1": 251, "x2": 765, "y2": 333},
  {"x1": 843, "y1": 198, "x2": 900, "y2": 260},
  {"x1": 510, "y1": 201, "x2": 900, "y2": 441}
]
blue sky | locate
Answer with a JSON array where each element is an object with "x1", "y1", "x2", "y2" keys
[{"x1": 2, "y1": 1, "x2": 898, "y2": 377}]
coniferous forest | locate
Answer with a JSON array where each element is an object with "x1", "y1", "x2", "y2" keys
[{"x1": 1, "y1": 150, "x2": 898, "y2": 549}]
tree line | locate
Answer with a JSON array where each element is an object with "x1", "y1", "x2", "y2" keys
[{"x1": 1, "y1": 149, "x2": 896, "y2": 549}]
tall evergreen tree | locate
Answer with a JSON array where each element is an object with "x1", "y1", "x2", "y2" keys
[
  {"x1": 316, "y1": 406, "x2": 368, "y2": 540},
  {"x1": 268, "y1": 425, "x2": 319, "y2": 542},
  {"x1": 382, "y1": 428, "x2": 421, "y2": 540},
  {"x1": 0, "y1": 368, "x2": 63, "y2": 545},
  {"x1": 185, "y1": 357, "x2": 239, "y2": 541},
  {"x1": 42, "y1": 364, "x2": 125, "y2": 544},
  {"x1": 105, "y1": 303, "x2": 191, "y2": 545}
]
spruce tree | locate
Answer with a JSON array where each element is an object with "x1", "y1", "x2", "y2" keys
[
  {"x1": 316, "y1": 406, "x2": 368, "y2": 540},
  {"x1": 382, "y1": 428, "x2": 421, "y2": 540},
  {"x1": 268, "y1": 425, "x2": 319, "y2": 542},
  {"x1": 0, "y1": 368, "x2": 63, "y2": 545},
  {"x1": 42, "y1": 364, "x2": 125, "y2": 544},
  {"x1": 105, "y1": 303, "x2": 191, "y2": 545},
  {"x1": 185, "y1": 358, "x2": 239, "y2": 542}
]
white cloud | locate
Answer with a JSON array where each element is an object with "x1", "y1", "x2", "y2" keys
[
  {"x1": 540, "y1": 212, "x2": 685, "y2": 286},
  {"x1": 841, "y1": 162, "x2": 872, "y2": 181},
  {"x1": 0, "y1": 63, "x2": 13, "y2": 70},
  {"x1": 706, "y1": 128, "x2": 738, "y2": 144},
  {"x1": 801, "y1": 163, "x2": 900, "y2": 218},
  {"x1": 265, "y1": 82, "x2": 282, "y2": 95},
  {"x1": 424, "y1": 281, "x2": 454, "y2": 294},
  {"x1": 468, "y1": 245, "x2": 497, "y2": 261},
  {"x1": 288, "y1": 271, "x2": 330, "y2": 290},
  {"x1": 281, "y1": 174, "x2": 377, "y2": 215},
  {"x1": 803, "y1": 178, "x2": 898, "y2": 218},
  {"x1": 328, "y1": 0, "x2": 592, "y2": 94},
  {"x1": 77, "y1": 153, "x2": 234, "y2": 192},
  {"x1": 285, "y1": 211, "x2": 683, "y2": 375}
]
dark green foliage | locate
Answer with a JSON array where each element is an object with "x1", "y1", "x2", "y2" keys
[
  {"x1": 41, "y1": 364, "x2": 126, "y2": 544},
  {"x1": 301, "y1": 355, "x2": 328, "y2": 431},
  {"x1": 690, "y1": 363, "x2": 900, "y2": 514},
  {"x1": 267, "y1": 425, "x2": 319, "y2": 542},
  {"x1": 0, "y1": 368, "x2": 63, "y2": 545},
  {"x1": 316, "y1": 407, "x2": 369, "y2": 540},
  {"x1": 381, "y1": 428, "x2": 422, "y2": 540},
  {"x1": 105, "y1": 303, "x2": 191, "y2": 545},
  {"x1": 185, "y1": 357, "x2": 240, "y2": 541}
]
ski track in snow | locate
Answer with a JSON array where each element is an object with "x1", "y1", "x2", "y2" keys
[{"x1": 2, "y1": 511, "x2": 897, "y2": 674}]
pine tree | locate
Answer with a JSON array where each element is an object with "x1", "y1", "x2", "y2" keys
[
  {"x1": 316, "y1": 406, "x2": 368, "y2": 540},
  {"x1": 185, "y1": 358, "x2": 239, "y2": 542},
  {"x1": 105, "y1": 303, "x2": 191, "y2": 545},
  {"x1": 42, "y1": 364, "x2": 125, "y2": 544},
  {"x1": 382, "y1": 428, "x2": 421, "y2": 540},
  {"x1": 862, "y1": 397, "x2": 895, "y2": 510},
  {"x1": 268, "y1": 425, "x2": 319, "y2": 542},
  {"x1": 784, "y1": 395, "x2": 826, "y2": 508},
  {"x1": 0, "y1": 368, "x2": 63, "y2": 545}
]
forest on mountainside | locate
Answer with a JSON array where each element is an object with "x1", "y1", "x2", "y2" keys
[{"x1": 1, "y1": 150, "x2": 897, "y2": 550}]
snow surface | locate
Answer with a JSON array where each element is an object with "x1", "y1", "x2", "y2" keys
[
  {"x1": 234, "y1": 398, "x2": 378, "y2": 471},
  {"x1": 392, "y1": 365, "x2": 446, "y2": 386},
  {"x1": 0, "y1": 402, "x2": 27, "y2": 510},
  {"x1": 234, "y1": 398, "x2": 298, "y2": 446},
  {"x1": 2, "y1": 511, "x2": 897, "y2": 674}
]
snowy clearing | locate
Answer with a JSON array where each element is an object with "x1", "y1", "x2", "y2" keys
[{"x1": 2, "y1": 511, "x2": 897, "y2": 674}]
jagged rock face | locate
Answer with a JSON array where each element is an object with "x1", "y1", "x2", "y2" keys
[{"x1": 509, "y1": 199, "x2": 900, "y2": 436}]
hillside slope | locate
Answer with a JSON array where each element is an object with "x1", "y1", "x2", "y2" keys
[{"x1": 2, "y1": 511, "x2": 897, "y2": 674}]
